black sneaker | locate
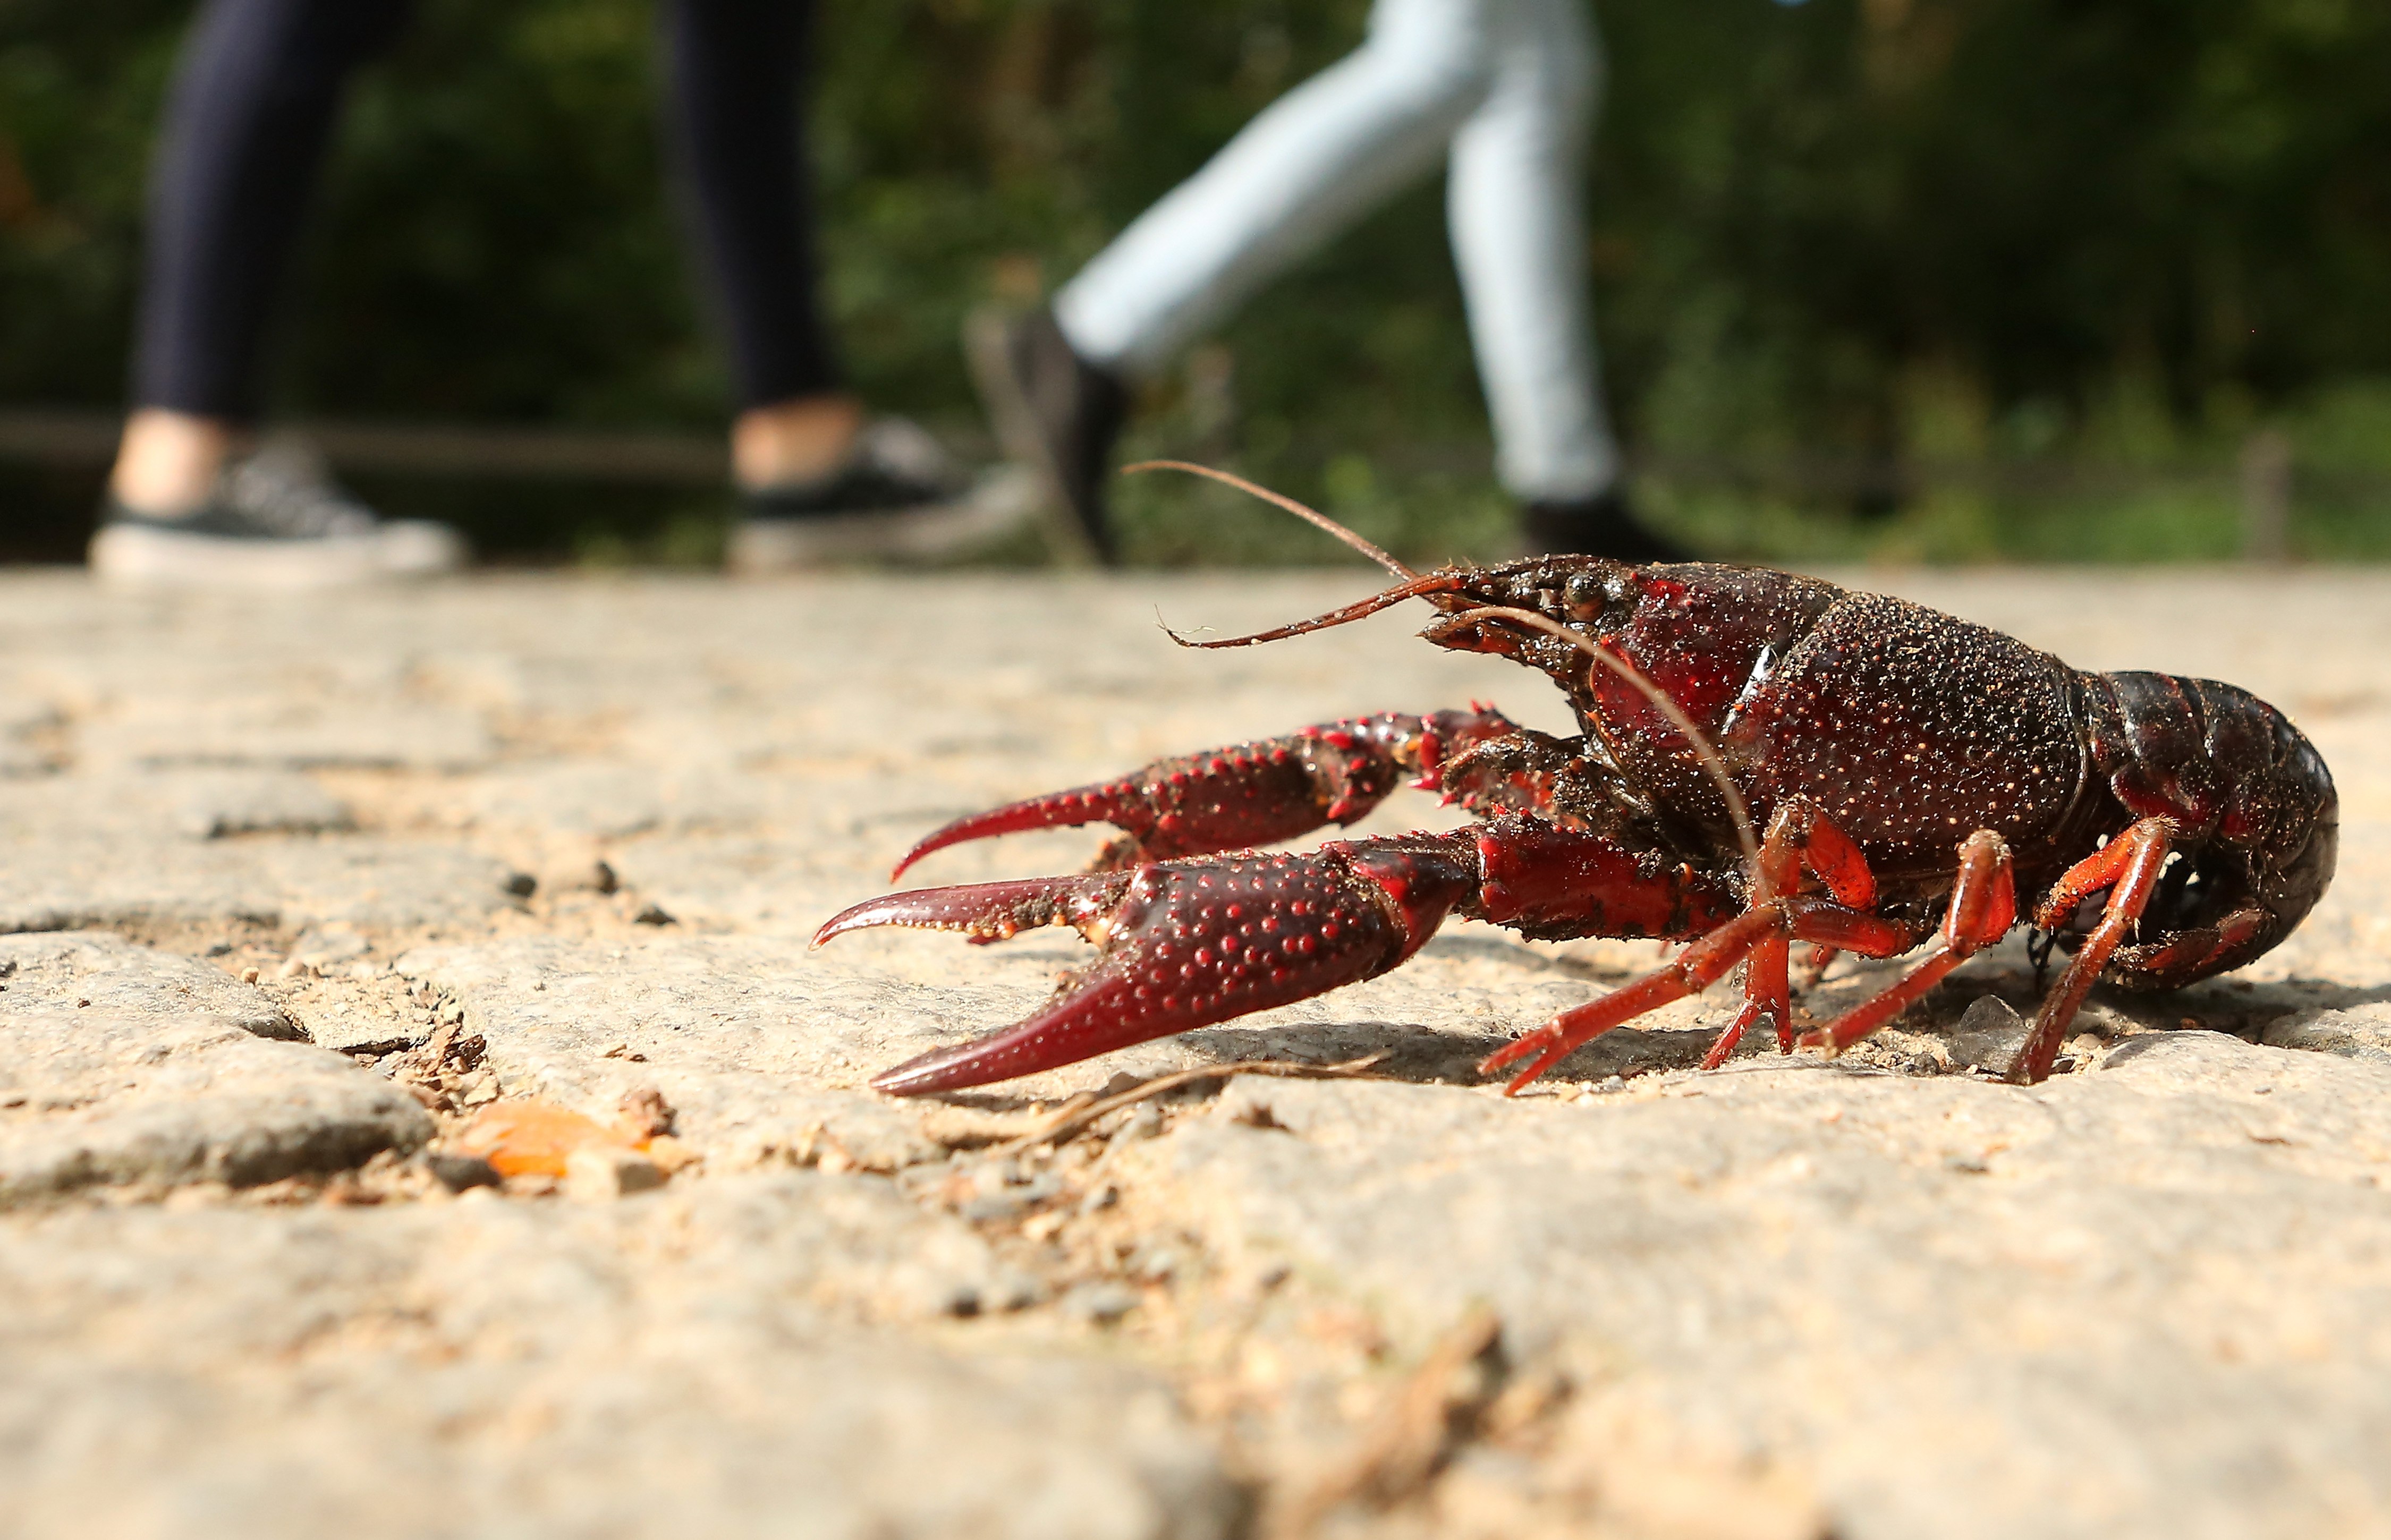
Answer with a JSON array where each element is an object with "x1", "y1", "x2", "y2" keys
[
  {"x1": 727, "y1": 418, "x2": 1036, "y2": 572},
  {"x1": 964, "y1": 304, "x2": 1126, "y2": 567},
  {"x1": 89, "y1": 438, "x2": 465, "y2": 590},
  {"x1": 1520, "y1": 487, "x2": 1693, "y2": 564}
]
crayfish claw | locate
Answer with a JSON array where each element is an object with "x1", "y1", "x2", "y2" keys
[
  {"x1": 889, "y1": 789, "x2": 1146, "y2": 881},
  {"x1": 812, "y1": 873, "x2": 1131, "y2": 948},
  {"x1": 886, "y1": 710, "x2": 1526, "y2": 882},
  {"x1": 844, "y1": 838, "x2": 1484, "y2": 1096}
]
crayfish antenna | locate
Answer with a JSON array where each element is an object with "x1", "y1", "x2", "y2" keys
[
  {"x1": 1161, "y1": 570, "x2": 1473, "y2": 651},
  {"x1": 1121, "y1": 461, "x2": 1474, "y2": 652},
  {"x1": 1122, "y1": 460, "x2": 1415, "y2": 579}
]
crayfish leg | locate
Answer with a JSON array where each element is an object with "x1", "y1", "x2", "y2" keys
[
  {"x1": 2004, "y1": 817, "x2": 2175, "y2": 1084},
  {"x1": 1712, "y1": 797, "x2": 1885, "y2": 1070},
  {"x1": 1482, "y1": 899, "x2": 1915, "y2": 1093},
  {"x1": 1799, "y1": 829, "x2": 2019, "y2": 1057}
]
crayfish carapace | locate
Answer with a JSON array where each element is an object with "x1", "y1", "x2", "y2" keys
[{"x1": 818, "y1": 465, "x2": 2337, "y2": 1095}]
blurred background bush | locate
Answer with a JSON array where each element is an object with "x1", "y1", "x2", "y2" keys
[{"x1": 3, "y1": 0, "x2": 2387, "y2": 565}]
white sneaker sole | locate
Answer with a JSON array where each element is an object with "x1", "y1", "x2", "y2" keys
[
  {"x1": 89, "y1": 521, "x2": 467, "y2": 591},
  {"x1": 727, "y1": 466, "x2": 1040, "y2": 573}
]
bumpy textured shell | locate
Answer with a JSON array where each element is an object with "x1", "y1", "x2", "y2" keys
[{"x1": 1420, "y1": 558, "x2": 2337, "y2": 990}]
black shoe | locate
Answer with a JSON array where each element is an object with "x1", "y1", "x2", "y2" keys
[
  {"x1": 729, "y1": 418, "x2": 1036, "y2": 572},
  {"x1": 964, "y1": 304, "x2": 1126, "y2": 567},
  {"x1": 89, "y1": 438, "x2": 464, "y2": 590},
  {"x1": 1520, "y1": 487, "x2": 1693, "y2": 564}
]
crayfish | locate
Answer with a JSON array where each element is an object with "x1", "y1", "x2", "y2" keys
[{"x1": 818, "y1": 465, "x2": 2337, "y2": 1095}]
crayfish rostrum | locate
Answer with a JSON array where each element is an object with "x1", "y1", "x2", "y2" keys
[{"x1": 818, "y1": 467, "x2": 2337, "y2": 1096}]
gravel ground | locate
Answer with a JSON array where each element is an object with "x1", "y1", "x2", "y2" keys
[{"x1": 2, "y1": 564, "x2": 2387, "y2": 1540}]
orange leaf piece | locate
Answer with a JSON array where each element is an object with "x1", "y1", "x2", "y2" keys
[{"x1": 452, "y1": 1099, "x2": 638, "y2": 1178}]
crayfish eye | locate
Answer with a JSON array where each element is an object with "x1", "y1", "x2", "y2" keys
[{"x1": 1563, "y1": 571, "x2": 1603, "y2": 616}]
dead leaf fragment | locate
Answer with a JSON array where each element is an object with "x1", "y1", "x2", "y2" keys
[{"x1": 452, "y1": 1099, "x2": 637, "y2": 1178}]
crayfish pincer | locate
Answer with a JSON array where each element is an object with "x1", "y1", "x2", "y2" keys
[{"x1": 816, "y1": 468, "x2": 2337, "y2": 1097}]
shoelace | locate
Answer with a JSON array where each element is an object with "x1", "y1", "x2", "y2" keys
[{"x1": 219, "y1": 450, "x2": 378, "y2": 539}]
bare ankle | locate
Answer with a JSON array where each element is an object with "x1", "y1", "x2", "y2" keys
[
  {"x1": 732, "y1": 395, "x2": 864, "y2": 490},
  {"x1": 110, "y1": 410, "x2": 239, "y2": 516}
]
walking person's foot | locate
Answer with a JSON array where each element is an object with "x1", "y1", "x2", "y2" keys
[
  {"x1": 964, "y1": 305, "x2": 1126, "y2": 567},
  {"x1": 727, "y1": 418, "x2": 1036, "y2": 572},
  {"x1": 89, "y1": 437, "x2": 466, "y2": 590},
  {"x1": 1520, "y1": 486, "x2": 1692, "y2": 564}
]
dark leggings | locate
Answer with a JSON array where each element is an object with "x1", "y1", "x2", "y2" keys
[{"x1": 132, "y1": 0, "x2": 837, "y2": 419}]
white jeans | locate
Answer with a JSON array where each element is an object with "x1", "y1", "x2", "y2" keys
[{"x1": 1053, "y1": 0, "x2": 1617, "y2": 502}]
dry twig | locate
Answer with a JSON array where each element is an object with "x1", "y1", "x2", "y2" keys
[
  {"x1": 1266, "y1": 1305, "x2": 1504, "y2": 1539},
  {"x1": 994, "y1": 1053, "x2": 1390, "y2": 1155}
]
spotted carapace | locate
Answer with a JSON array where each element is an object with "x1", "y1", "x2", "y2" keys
[{"x1": 817, "y1": 488, "x2": 2337, "y2": 1097}]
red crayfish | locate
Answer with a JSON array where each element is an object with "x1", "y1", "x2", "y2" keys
[{"x1": 818, "y1": 465, "x2": 2337, "y2": 1096}]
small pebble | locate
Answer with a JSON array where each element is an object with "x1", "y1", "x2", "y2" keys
[
  {"x1": 933, "y1": 1282, "x2": 983, "y2": 1318},
  {"x1": 565, "y1": 1146, "x2": 666, "y2": 1202},
  {"x1": 1126, "y1": 1244, "x2": 1178, "y2": 1283},
  {"x1": 1957, "y1": 995, "x2": 2027, "y2": 1036},
  {"x1": 618, "y1": 1086, "x2": 675, "y2": 1137},
  {"x1": 425, "y1": 1152, "x2": 502, "y2": 1193},
  {"x1": 961, "y1": 1191, "x2": 1031, "y2": 1223},
  {"x1": 1061, "y1": 1281, "x2": 1140, "y2": 1325}
]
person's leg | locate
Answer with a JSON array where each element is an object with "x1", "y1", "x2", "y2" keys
[
  {"x1": 664, "y1": 0, "x2": 1015, "y2": 572},
  {"x1": 659, "y1": 0, "x2": 857, "y2": 488},
  {"x1": 1445, "y1": 0, "x2": 1679, "y2": 559},
  {"x1": 96, "y1": 0, "x2": 461, "y2": 588},
  {"x1": 1053, "y1": 0, "x2": 1496, "y2": 376},
  {"x1": 1446, "y1": 0, "x2": 1606, "y2": 503},
  {"x1": 982, "y1": 0, "x2": 1499, "y2": 564},
  {"x1": 118, "y1": 0, "x2": 416, "y2": 511}
]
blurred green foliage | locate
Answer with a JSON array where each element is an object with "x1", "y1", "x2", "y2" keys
[{"x1": 3, "y1": 0, "x2": 2388, "y2": 563}]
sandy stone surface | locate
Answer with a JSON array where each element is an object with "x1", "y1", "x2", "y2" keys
[{"x1": 1, "y1": 564, "x2": 2387, "y2": 1539}]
